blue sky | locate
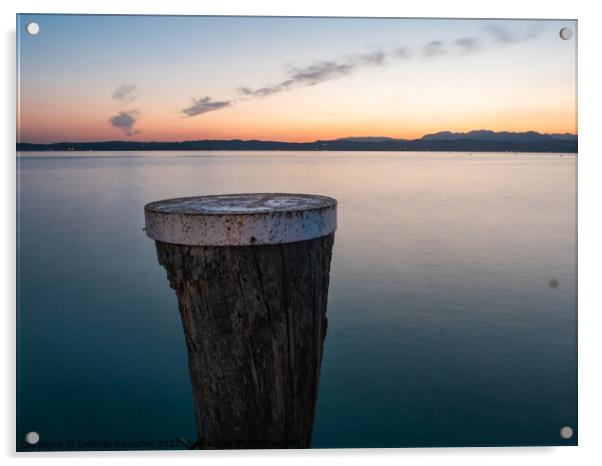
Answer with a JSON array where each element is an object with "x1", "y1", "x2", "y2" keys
[{"x1": 17, "y1": 15, "x2": 577, "y2": 142}]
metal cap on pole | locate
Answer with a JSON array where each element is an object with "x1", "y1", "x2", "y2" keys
[
  {"x1": 145, "y1": 193, "x2": 337, "y2": 246},
  {"x1": 145, "y1": 193, "x2": 337, "y2": 449}
]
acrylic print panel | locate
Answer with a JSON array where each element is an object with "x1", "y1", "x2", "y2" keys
[{"x1": 16, "y1": 14, "x2": 577, "y2": 451}]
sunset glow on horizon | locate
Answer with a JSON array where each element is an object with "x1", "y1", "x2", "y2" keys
[{"x1": 17, "y1": 15, "x2": 577, "y2": 143}]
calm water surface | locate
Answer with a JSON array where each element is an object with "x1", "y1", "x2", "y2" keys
[{"x1": 17, "y1": 151, "x2": 577, "y2": 449}]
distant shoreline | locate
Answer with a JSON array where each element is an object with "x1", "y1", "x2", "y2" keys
[
  {"x1": 17, "y1": 152, "x2": 578, "y2": 159},
  {"x1": 16, "y1": 130, "x2": 578, "y2": 153}
]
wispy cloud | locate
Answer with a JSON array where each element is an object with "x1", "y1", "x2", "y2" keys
[
  {"x1": 237, "y1": 60, "x2": 355, "y2": 100},
  {"x1": 186, "y1": 50, "x2": 392, "y2": 115},
  {"x1": 455, "y1": 37, "x2": 479, "y2": 54},
  {"x1": 182, "y1": 22, "x2": 543, "y2": 118},
  {"x1": 484, "y1": 23, "x2": 542, "y2": 44},
  {"x1": 243, "y1": 51, "x2": 387, "y2": 97},
  {"x1": 182, "y1": 97, "x2": 233, "y2": 117},
  {"x1": 355, "y1": 50, "x2": 387, "y2": 66},
  {"x1": 109, "y1": 110, "x2": 139, "y2": 136},
  {"x1": 112, "y1": 84, "x2": 137, "y2": 104},
  {"x1": 392, "y1": 47, "x2": 411, "y2": 59},
  {"x1": 424, "y1": 40, "x2": 447, "y2": 57},
  {"x1": 289, "y1": 61, "x2": 355, "y2": 86},
  {"x1": 238, "y1": 84, "x2": 290, "y2": 99}
]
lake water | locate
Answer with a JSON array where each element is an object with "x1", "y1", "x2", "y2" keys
[{"x1": 17, "y1": 151, "x2": 577, "y2": 449}]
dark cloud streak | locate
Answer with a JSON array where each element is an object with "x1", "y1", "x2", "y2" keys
[
  {"x1": 289, "y1": 61, "x2": 355, "y2": 85},
  {"x1": 182, "y1": 97, "x2": 233, "y2": 117},
  {"x1": 455, "y1": 37, "x2": 479, "y2": 54},
  {"x1": 424, "y1": 40, "x2": 448, "y2": 57},
  {"x1": 234, "y1": 51, "x2": 386, "y2": 102},
  {"x1": 237, "y1": 60, "x2": 355, "y2": 100},
  {"x1": 484, "y1": 23, "x2": 542, "y2": 44},
  {"x1": 356, "y1": 50, "x2": 386, "y2": 66},
  {"x1": 182, "y1": 23, "x2": 543, "y2": 117}
]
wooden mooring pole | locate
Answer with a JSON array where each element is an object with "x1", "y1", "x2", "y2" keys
[{"x1": 144, "y1": 194, "x2": 337, "y2": 449}]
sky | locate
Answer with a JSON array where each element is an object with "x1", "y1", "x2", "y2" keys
[{"x1": 17, "y1": 15, "x2": 577, "y2": 143}]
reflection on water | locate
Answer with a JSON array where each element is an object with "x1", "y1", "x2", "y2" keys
[{"x1": 17, "y1": 151, "x2": 577, "y2": 448}]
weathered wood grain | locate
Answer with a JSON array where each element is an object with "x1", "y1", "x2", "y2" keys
[{"x1": 155, "y1": 233, "x2": 334, "y2": 449}]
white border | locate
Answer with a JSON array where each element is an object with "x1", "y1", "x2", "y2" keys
[{"x1": 3, "y1": 1, "x2": 601, "y2": 465}]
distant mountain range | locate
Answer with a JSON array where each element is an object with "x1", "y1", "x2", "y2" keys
[
  {"x1": 17, "y1": 130, "x2": 577, "y2": 153},
  {"x1": 419, "y1": 130, "x2": 577, "y2": 142}
]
